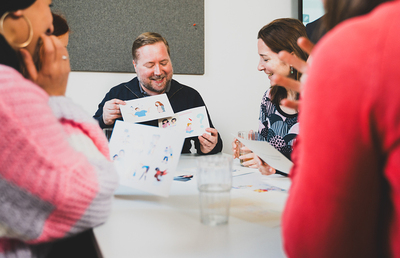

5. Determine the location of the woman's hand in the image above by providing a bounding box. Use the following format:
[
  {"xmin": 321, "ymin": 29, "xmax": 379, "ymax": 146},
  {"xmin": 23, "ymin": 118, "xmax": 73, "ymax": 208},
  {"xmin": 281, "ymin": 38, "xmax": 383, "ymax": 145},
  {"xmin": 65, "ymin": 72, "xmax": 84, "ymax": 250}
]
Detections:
[
  {"xmin": 233, "ymin": 137, "xmax": 261, "ymax": 168},
  {"xmin": 232, "ymin": 138, "xmax": 240, "ymax": 159},
  {"xmin": 258, "ymin": 158, "xmax": 276, "ymax": 176},
  {"xmin": 232, "ymin": 138, "xmax": 256, "ymax": 166},
  {"xmin": 241, "ymin": 152, "xmax": 277, "ymax": 175},
  {"xmin": 20, "ymin": 34, "xmax": 70, "ymax": 96},
  {"xmin": 241, "ymin": 151, "xmax": 260, "ymax": 168},
  {"xmin": 233, "ymin": 138, "xmax": 276, "ymax": 174}
]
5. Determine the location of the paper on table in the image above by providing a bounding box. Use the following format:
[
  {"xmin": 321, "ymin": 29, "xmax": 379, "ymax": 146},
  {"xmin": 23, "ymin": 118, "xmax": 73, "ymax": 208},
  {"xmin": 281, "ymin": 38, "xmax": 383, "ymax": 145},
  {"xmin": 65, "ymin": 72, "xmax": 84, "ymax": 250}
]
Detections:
[
  {"xmin": 233, "ymin": 134, "xmax": 293, "ymax": 174},
  {"xmin": 109, "ymin": 121, "xmax": 185, "ymax": 197}
]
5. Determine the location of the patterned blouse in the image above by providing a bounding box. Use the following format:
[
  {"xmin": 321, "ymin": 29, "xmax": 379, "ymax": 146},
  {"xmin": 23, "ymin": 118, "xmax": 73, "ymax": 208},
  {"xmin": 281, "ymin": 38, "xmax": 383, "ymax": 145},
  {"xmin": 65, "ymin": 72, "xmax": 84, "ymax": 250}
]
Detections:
[{"xmin": 258, "ymin": 88, "xmax": 299, "ymax": 160}]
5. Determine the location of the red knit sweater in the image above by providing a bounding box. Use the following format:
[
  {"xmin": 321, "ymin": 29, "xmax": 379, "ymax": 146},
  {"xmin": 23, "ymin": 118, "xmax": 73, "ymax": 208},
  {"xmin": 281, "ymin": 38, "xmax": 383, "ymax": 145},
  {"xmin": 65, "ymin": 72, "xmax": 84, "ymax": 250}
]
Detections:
[
  {"xmin": 283, "ymin": 1, "xmax": 400, "ymax": 257},
  {"xmin": 0, "ymin": 65, "xmax": 118, "ymax": 257}
]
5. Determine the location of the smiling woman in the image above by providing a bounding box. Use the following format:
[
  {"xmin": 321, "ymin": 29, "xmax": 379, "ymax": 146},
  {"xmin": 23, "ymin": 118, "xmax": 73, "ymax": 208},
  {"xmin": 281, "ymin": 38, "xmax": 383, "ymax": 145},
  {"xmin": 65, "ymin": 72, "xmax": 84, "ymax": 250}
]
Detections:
[
  {"xmin": 257, "ymin": 19, "xmax": 308, "ymax": 107},
  {"xmin": 232, "ymin": 18, "xmax": 308, "ymax": 176}
]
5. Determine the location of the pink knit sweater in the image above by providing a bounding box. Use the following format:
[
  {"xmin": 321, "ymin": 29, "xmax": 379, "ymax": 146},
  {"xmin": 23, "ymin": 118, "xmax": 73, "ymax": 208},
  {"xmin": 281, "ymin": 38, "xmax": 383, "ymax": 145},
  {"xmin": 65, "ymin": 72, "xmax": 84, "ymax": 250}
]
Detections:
[{"xmin": 0, "ymin": 65, "xmax": 118, "ymax": 257}]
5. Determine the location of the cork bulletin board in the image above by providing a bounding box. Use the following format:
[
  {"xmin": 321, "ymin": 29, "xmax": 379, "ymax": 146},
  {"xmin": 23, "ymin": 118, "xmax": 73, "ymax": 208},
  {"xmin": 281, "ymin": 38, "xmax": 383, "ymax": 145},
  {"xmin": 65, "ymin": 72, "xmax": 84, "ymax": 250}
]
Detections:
[{"xmin": 52, "ymin": 0, "xmax": 204, "ymax": 74}]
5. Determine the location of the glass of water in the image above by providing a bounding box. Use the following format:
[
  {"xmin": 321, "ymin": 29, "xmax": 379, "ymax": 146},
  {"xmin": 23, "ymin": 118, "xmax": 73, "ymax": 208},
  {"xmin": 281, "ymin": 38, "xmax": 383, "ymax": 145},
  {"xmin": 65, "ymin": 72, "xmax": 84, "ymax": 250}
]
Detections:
[{"xmin": 196, "ymin": 155, "xmax": 233, "ymax": 226}]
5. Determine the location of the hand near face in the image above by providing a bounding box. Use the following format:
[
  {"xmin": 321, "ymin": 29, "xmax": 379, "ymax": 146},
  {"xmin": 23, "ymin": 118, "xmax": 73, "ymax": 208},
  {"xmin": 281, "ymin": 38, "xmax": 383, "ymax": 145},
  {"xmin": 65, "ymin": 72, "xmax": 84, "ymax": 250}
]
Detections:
[
  {"xmin": 20, "ymin": 34, "xmax": 70, "ymax": 96},
  {"xmin": 270, "ymin": 37, "xmax": 315, "ymax": 109},
  {"xmin": 102, "ymin": 99, "xmax": 126, "ymax": 125},
  {"xmin": 199, "ymin": 128, "xmax": 218, "ymax": 154}
]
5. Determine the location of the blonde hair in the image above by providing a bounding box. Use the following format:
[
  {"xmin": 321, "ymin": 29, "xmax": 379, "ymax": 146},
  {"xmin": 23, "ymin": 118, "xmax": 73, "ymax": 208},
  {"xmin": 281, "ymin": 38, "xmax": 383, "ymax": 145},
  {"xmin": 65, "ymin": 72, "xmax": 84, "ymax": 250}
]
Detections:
[{"xmin": 131, "ymin": 32, "xmax": 170, "ymax": 62}]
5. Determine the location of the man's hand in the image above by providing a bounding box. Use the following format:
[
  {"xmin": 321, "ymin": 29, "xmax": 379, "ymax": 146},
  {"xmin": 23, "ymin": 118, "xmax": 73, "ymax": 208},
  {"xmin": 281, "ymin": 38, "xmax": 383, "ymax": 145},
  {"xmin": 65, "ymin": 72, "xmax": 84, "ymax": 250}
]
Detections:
[
  {"xmin": 103, "ymin": 99, "xmax": 126, "ymax": 125},
  {"xmin": 270, "ymin": 37, "xmax": 315, "ymax": 110},
  {"xmin": 199, "ymin": 128, "xmax": 218, "ymax": 154}
]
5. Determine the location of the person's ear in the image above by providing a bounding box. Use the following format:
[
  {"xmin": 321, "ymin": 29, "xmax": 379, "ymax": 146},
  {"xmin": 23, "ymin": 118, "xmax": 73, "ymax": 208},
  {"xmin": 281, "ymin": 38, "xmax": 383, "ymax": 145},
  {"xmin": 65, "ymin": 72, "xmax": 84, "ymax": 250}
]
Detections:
[{"xmin": 132, "ymin": 60, "xmax": 137, "ymax": 70}]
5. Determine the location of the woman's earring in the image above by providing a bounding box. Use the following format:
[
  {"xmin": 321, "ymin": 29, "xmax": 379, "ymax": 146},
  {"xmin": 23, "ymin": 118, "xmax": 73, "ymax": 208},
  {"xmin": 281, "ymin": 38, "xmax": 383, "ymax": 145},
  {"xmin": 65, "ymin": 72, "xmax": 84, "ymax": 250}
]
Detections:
[
  {"xmin": 0, "ymin": 12, "xmax": 33, "ymax": 48},
  {"xmin": 290, "ymin": 65, "xmax": 294, "ymax": 75}
]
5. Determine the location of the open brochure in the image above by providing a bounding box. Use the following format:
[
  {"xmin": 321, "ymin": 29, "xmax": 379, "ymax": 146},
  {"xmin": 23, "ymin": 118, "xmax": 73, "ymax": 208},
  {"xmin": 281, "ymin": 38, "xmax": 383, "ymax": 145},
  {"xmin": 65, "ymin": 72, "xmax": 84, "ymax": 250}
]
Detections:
[
  {"xmin": 157, "ymin": 106, "xmax": 210, "ymax": 138},
  {"xmin": 120, "ymin": 94, "xmax": 209, "ymax": 138},
  {"xmin": 109, "ymin": 121, "xmax": 185, "ymax": 197}
]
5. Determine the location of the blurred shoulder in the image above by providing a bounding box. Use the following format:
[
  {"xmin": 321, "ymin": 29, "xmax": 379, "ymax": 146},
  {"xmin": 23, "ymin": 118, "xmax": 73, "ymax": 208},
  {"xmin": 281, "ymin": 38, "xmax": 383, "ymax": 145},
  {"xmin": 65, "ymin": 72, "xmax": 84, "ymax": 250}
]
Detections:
[
  {"xmin": 313, "ymin": 1, "xmax": 400, "ymax": 58},
  {"xmin": 0, "ymin": 65, "xmax": 47, "ymax": 101}
]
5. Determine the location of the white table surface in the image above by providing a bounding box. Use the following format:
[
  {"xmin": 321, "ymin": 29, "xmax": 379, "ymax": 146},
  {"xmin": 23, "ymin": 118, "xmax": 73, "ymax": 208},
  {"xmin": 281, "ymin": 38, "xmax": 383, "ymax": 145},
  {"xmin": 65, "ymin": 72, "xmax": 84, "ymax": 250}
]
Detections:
[{"xmin": 94, "ymin": 154, "xmax": 290, "ymax": 258}]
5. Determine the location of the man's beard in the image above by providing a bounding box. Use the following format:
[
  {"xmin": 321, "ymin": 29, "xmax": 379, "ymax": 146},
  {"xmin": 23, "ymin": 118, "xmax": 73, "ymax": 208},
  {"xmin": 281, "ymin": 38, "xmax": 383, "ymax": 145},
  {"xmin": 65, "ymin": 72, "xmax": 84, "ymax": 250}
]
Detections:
[{"xmin": 140, "ymin": 75, "xmax": 171, "ymax": 94}]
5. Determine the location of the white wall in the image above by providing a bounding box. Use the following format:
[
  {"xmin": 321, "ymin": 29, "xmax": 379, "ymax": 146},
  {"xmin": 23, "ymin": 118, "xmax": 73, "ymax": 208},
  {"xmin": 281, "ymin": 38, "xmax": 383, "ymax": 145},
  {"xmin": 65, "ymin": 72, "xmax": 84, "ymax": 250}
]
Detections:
[{"xmin": 66, "ymin": 0, "xmax": 297, "ymax": 154}]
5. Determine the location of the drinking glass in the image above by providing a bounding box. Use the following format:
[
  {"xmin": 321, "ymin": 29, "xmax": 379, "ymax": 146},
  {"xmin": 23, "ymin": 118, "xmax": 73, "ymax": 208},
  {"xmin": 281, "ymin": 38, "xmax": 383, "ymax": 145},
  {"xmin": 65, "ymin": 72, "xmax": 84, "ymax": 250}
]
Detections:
[{"xmin": 196, "ymin": 155, "xmax": 233, "ymax": 226}]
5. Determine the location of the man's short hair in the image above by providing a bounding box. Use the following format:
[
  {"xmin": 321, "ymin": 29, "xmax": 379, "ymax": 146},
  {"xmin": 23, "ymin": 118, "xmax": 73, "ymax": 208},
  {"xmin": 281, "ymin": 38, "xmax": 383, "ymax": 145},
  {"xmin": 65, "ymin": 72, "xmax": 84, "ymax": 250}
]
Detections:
[{"xmin": 131, "ymin": 32, "xmax": 170, "ymax": 62}]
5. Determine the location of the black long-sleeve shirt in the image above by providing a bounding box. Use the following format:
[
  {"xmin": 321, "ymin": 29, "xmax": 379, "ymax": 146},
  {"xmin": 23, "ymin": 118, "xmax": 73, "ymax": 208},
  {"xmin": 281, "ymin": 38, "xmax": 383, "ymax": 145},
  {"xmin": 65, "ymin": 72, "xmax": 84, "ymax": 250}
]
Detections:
[{"xmin": 93, "ymin": 77, "xmax": 223, "ymax": 154}]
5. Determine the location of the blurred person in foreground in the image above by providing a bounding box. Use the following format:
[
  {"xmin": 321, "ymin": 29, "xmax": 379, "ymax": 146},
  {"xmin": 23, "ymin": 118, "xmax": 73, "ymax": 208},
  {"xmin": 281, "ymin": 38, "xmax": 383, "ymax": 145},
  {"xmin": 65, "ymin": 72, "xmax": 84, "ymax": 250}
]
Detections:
[
  {"xmin": 0, "ymin": 0, "xmax": 118, "ymax": 257},
  {"xmin": 271, "ymin": 0, "xmax": 398, "ymax": 256}
]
